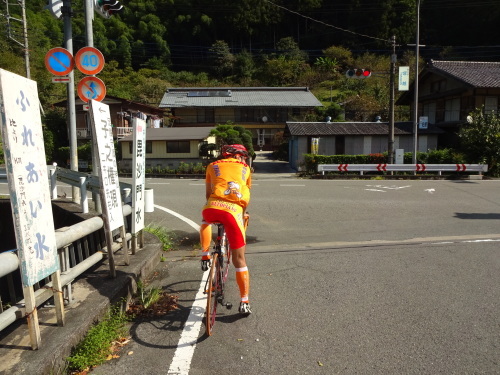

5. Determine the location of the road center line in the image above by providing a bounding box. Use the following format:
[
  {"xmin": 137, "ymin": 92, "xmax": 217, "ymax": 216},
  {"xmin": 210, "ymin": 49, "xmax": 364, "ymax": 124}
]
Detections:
[{"xmin": 154, "ymin": 204, "xmax": 203, "ymax": 375}]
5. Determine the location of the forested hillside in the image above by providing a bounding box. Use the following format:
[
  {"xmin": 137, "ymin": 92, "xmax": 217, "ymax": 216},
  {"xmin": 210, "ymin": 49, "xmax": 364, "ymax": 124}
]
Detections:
[{"xmin": 1, "ymin": 0, "xmax": 499, "ymax": 120}]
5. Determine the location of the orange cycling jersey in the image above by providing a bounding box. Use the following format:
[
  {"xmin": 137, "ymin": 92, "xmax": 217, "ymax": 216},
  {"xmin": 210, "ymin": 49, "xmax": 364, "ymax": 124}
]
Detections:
[{"xmin": 203, "ymin": 157, "xmax": 252, "ymax": 212}]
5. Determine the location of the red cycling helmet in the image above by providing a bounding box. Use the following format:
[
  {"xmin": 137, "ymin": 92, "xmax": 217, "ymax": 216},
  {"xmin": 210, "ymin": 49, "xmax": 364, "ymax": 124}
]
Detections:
[{"xmin": 221, "ymin": 144, "xmax": 249, "ymax": 158}]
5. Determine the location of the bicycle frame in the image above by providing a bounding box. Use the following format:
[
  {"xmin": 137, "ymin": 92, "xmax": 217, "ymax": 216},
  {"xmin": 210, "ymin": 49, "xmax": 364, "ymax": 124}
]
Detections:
[{"xmin": 204, "ymin": 223, "xmax": 232, "ymax": 336}]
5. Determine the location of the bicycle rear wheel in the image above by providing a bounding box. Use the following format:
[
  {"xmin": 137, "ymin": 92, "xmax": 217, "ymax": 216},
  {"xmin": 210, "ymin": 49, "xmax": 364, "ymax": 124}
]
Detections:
[
  {"xmin": 206, "ymin": 252, "xmax": 219, "ymax": 336},
  {"xmin": 221, "ymin": 229, "xmax": 231, "ymax": 284}
]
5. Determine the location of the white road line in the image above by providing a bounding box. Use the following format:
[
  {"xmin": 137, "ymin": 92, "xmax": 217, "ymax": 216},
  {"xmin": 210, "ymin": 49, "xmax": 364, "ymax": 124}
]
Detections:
[
  {"xmin": 463, "ymin": 239, "xmax": 500, "ymax": 243},
  {"xmin": 154, "ymin": 205, "xmax": 200, "ymax": 230},
  {"xmin": 167, "ymin": 272, "xmax": 208, "ymax": 375},
  {"xmin": 154, "ymin": 204, "xmax": 204, "ymax": 375}
]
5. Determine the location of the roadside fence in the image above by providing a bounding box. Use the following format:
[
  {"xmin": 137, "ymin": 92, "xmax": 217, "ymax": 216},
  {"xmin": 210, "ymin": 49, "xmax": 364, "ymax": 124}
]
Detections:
[{"xmin": 317, "ymin": 163, "xmax": 488, "ymax": 176}]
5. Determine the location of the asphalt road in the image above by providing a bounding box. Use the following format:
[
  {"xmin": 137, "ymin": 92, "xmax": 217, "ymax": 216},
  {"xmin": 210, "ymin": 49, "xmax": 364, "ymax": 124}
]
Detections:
[
  {"xmin": 2, "ymin": 165, "xmax": 499, "ymax": 374},
  {"xmin": 90, "ymin": 175, "xmax": 500, "ymax": 375}
]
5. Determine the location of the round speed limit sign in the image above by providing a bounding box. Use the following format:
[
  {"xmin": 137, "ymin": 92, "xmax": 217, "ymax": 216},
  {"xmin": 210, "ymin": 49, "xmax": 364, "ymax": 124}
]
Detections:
[{"xmin": 75, "ymin": 47, "xmax": 105, "ymax": 75}]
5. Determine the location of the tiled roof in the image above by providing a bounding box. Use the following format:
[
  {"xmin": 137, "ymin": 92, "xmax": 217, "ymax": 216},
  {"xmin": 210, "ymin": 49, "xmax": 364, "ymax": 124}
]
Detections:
[
  {"xmin": 286, "ymin": 122, "xmax": 444, "ymax": 136},
  {"xmin": 159, "ymin": 87, "xmax": 323, "ymax": 108},
  {"xmin": 429, "ymin": 60, "xmax": 500, "ymax": 88},
  {"xmin": 118, "ymin": 127, "xmax": 215, "ymax": 142}
]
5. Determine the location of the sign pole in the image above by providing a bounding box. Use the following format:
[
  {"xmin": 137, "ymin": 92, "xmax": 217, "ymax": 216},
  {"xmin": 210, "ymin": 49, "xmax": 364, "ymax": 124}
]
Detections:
[
  {"xmin": 100, "ymin": 193, "xmax": 116, "ymax": 278},
  {"xmin": 51, "ymin": 270, "xmax": 66, "ymax": 326},
  {"xmin": 120, "ymin": 225, "xmax": 130, "ymax": 265},
  {"xmin": 23, "ymin": 285, "xmax": 41, "ymax": 350},
  {"xmin": 62, "ymin": 1, "xmax": 79, "ymax": 203}
]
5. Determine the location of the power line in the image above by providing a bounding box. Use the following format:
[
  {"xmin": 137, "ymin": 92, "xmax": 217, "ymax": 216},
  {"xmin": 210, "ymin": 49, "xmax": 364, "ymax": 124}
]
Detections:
[{"xmin": 264, "ymin": 0, "xmax": 388, "ymax": 44}]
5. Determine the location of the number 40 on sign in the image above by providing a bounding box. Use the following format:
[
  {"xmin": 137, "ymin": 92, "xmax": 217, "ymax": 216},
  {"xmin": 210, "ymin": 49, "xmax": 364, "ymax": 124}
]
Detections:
[{"xmin": 75, "ymin": 47, "xmax": 105, "ymax": 75}]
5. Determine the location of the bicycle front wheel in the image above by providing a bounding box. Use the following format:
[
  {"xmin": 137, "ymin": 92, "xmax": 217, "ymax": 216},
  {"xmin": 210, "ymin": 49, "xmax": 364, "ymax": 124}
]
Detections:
[{"xmin": 206, "ymin": 252, "xmax": 219, "ymax": 336}]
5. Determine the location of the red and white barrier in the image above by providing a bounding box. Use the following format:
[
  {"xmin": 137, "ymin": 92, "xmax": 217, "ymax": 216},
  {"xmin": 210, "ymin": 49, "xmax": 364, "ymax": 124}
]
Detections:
[{"xmin": 318, "ymin": 164, "xmax": 488, "ymax": 175}]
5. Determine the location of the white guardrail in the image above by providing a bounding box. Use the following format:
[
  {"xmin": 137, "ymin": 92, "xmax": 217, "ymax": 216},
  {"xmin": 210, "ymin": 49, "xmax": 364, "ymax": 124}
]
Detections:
[
  {"xmin": 51, "ymin": 167, "xmax": 133, "ymax": 213},
  {"xmin": 0, "ymin": 167, "xmax": 135, "ymax": 337},
  {"xmin": 317, "ymin": 163, "xmax": 488, "ymax": 175}
]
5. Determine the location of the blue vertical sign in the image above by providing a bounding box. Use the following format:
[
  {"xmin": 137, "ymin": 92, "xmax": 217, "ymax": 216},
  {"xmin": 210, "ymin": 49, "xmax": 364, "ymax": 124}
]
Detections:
[{"xmin": 0, "ymin": 69, "xmax": 59, "ymax": 287}]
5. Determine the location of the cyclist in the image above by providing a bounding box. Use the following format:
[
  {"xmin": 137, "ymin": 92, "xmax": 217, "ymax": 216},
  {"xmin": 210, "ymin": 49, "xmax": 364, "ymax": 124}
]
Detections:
[{"xmin": 200, "ymin": 144, "xmax": 252, "ymax": 315}]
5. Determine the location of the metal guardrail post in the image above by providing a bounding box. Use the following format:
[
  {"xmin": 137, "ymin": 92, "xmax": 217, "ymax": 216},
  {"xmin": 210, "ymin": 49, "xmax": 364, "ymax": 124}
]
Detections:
[
  {"xmin": 50, "ymin": 168, "xmax": 57, "ymax": 199},
  {"xmin": 79, "ymin": 176, "xmax": 88, "ymax": 213}
]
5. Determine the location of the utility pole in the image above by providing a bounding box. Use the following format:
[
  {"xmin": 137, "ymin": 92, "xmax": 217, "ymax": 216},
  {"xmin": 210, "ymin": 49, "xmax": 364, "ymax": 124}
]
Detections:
[
  {"xmin": 85, "ymin": 0, "xmax": 94, "ymax": 46},
  {"xmin": 2, "ymin": 0, "xmax": 30, "ymax": 78},
  {"xmin": 388, "ymin": 35, "xmax": 396, "ymax": 164},
  {"xmin": 62, "ymin": 0, "xmax": 79, "ymax": 203},
  {"xmin": 20, "ymin": 0, "xmax": 30, "ymax": 79},
  {"xmin": 412, "ymin": 0, "xmax": 421, "ymax": 164}
]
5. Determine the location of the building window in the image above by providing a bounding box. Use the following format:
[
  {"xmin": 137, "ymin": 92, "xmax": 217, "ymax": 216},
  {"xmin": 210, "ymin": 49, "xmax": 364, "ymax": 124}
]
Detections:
[
  {"xmin": 146, "ymin": 141, "xmax": 153, "ymax": 153},
  {"xmin": 445, "ymin": 98, "xmax": 460, "ymax": 121},
  {"xmin": 197, "ymin": 108, "xmax": 215, "ymax": 123},
  {"xmin": 423, "ymin": 102, "xmax": 436, "ymax": 124},
  {"xmin": 128, "ymin": 142, "xmax": 133, "ymax": 154},
  {"xmin": 431, "ymin": 80, "xmax": 446, "ymax": 93},
  {"xmin": 236, "ymin": 108, "xmax": 255, "ymax": 122},
  {"xmin": 485, "ymin": 96, "xmax": 498, "ymax": 113},
  {"xmin": 167, "ymin": 141, "xmax": 190, "ymax": 153}
]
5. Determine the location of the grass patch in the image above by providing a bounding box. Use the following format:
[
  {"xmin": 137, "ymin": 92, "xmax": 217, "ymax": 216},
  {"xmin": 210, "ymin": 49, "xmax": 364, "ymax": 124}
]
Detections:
[
  {"xmin": 66, "ymin": 304, "xmax": 129, "ymax": 373},
  {"xmin": 128, "ymin": 281, "xmax": 178, "ymax": 318},
  {"xmin": 136, "ymin": 280, "xmax": 162, "ymax": 309},
  {"xmin": 144, "ymin": 224, "xmax": 175, "ymax": 252}
]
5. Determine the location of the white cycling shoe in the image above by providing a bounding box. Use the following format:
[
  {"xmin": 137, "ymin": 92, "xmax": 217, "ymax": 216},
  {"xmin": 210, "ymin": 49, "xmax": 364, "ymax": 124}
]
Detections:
[{"xmin": 238, "ymin": 302, "xmax": 252, "ymax": 315}]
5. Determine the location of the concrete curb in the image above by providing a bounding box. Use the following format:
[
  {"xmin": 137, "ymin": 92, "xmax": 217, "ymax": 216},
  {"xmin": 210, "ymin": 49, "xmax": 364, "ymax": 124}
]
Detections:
[{"xmin": 0, "ymin": 232, "xmax": 163, "ymax": 374}]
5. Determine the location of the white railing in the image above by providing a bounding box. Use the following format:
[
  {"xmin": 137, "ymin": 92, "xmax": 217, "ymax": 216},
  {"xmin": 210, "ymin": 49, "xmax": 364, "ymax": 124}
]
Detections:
[
  {"xmin": 0, "ymin": 204, "xmax": 132, "ymax": 334},
  {"xmin": 0, "ymin": 167, "xmax": 142, "ymax": 347},
  {"xmin": 317, "ymin": 163, "xmax": 488, "ymax": 176},
  {"xmin": 116, "ymin": 127, "xmax": 133, "ymax": 139}
]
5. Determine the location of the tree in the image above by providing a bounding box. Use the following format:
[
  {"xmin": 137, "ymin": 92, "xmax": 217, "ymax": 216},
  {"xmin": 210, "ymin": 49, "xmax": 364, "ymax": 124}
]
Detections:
[
  {"xmin": 208, "ymin": 40, "xmax": 235, "ymax": 80},
  {"xmin": 209, "ymin": 123, "xmax": 255, "ymax": 158},
  {"xmin": 458, "ymin": 107, "xmax": 500, "ymax": 176}
]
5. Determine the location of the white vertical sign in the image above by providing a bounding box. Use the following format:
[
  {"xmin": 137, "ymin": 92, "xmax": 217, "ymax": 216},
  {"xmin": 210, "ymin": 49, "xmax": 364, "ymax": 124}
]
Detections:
[
  {"xmin": 89, "ymin": 100, "xmax": 124, "ymax": 231},
  {"xmin": 0, "ymin": 69, "xmax": 59, "ymax": 286},
  {"xmin": 395, "ymin": 149, "xmax": 405, "ymax": 164},
  {"xmin": 131, "ymin": 117, "xmax": 146, "ymax": 234},
  {"xmin": 398, "ymin": 66, "xmax": 410, "ymax": 91}
]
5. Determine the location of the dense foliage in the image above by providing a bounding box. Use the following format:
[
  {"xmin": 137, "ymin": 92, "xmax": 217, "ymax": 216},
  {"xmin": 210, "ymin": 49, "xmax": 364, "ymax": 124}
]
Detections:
[
  {"xmin": 2, "ymin": 1, "xmax": 499, "ymax": 107},
  {"xmin": 1, "ymin": 1, "xmax": 498, "ymax": 166},
  {"xmin": 209, "ymin": 124, "xmax": 255, "ymax": 158},
  {"xmin": 459, "ymin": 108, "xmax": 500, "ymax": 176}
]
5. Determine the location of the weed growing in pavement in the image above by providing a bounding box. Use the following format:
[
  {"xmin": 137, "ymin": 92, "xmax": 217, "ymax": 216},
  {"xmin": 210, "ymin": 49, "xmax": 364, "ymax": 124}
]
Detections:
[
  {"xmin": 144, "ymin": 224, "xmax": 175, "ymax": 252},
  {"xmin": 66, "ymin": 304, "xmax": 129, "ymax": 372},
  {"xmin": 136, "ymin": 280, "xmax": 162, "ymax": 309}
]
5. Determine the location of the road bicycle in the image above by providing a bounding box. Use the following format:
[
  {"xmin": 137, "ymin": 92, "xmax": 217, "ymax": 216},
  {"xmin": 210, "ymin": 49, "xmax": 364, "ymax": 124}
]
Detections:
[
  {"xmin": 203, "ymin": 214, "xmax": 249, "ymax": 336},
  {"xmin": 204, "ymin": 222, "xmax": 232, "ymax": 336}
]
